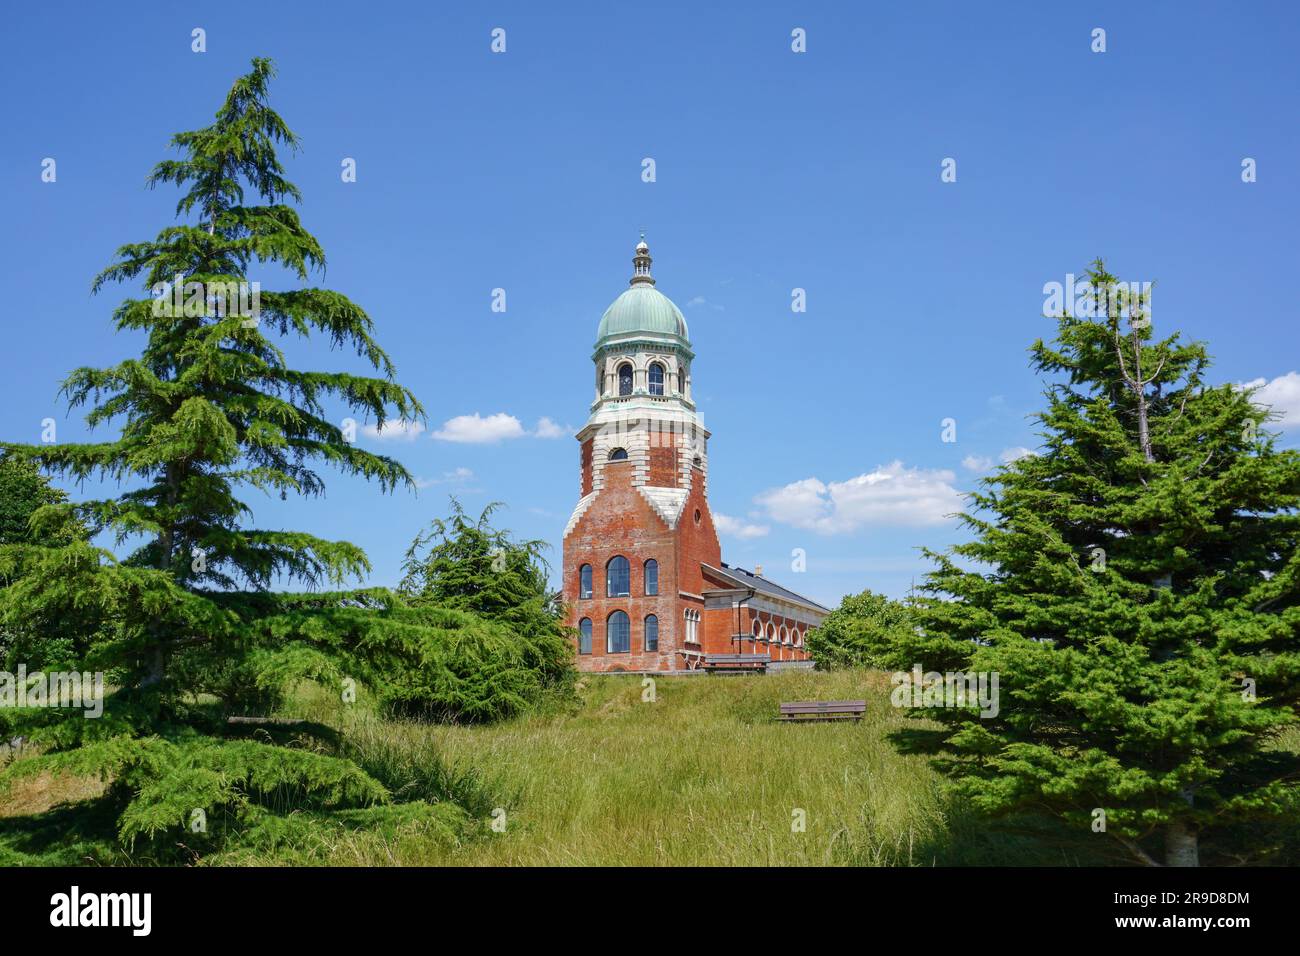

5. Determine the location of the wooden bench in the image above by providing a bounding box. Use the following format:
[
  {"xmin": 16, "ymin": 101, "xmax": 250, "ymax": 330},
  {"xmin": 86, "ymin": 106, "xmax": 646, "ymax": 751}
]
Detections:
[
  {"xmin": 702, "ymin": 653, "xmax": 769, "ymax": 674},
  {"xmin": 778, "ymin": 700, "xmax": 866, "ymax": 722}
]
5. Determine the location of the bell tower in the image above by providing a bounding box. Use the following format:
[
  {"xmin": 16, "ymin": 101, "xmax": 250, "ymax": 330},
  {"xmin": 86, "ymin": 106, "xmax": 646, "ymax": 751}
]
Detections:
[
  {"xmin": 579, "ymin": 237, "xmax": 709, "ymax": 504},
  {"xmin": 562, "ymin": 237, "xmax": 721, "ymax": 672}
]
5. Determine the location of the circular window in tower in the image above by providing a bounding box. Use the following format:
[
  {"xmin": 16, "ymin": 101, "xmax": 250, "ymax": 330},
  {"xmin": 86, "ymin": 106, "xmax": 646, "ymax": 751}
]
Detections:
[{"xmin": 693, "ymin": 508, "xmax": 701, "ymax": 525}]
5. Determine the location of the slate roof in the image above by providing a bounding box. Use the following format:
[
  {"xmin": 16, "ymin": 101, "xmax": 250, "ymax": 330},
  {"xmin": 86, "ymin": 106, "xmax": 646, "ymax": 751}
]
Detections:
[{"xmin": 705, "ymin": 562, "xmax": 832, "ymax": 614}]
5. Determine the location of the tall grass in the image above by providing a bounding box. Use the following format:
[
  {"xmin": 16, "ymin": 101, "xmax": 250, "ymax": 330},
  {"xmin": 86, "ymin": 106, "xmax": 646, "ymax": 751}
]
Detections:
[
  {"xmin": 274, "ymin": 670, "xmax": 1109, "ymax": 866},
  {"xmin": 3, "ymin": 670, "xmax": 1184, "ymax": 866}
]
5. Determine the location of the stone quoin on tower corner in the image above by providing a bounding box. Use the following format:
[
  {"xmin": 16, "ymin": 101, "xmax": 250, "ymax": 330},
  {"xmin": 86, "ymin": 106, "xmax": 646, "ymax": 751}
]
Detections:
[{"xmin": 562, "ymin": 238, "xmax": 829, "ymax": 672}]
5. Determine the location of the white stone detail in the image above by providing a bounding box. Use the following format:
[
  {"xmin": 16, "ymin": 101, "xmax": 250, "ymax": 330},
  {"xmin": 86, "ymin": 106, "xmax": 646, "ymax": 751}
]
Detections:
[
  {"xmin": 564, "ymin": 491, "xmax": 598, "ymax": 537},
  {"xmin": 638, "ymin": 485, "xmax": 689, "ymax": 529}
]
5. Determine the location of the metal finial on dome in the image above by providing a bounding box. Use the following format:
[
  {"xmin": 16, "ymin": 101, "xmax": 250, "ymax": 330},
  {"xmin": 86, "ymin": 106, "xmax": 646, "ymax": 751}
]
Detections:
[{"xmin": 630, "ymin": 235, "xmax": 654, "ymax": 286}]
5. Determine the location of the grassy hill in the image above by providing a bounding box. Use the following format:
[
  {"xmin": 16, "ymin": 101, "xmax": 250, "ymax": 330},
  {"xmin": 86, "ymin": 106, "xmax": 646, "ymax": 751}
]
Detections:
[{"xmin": 1, "ymin": 670, "xmax": 1130, "ymax": 866}]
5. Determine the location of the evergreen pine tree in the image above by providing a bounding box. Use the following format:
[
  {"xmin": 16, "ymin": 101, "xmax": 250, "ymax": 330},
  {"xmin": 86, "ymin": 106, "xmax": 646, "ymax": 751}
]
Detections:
[
  {"xmin": 0, "ymin": 61, "xmax": 563, "ymax": 858},
  {"xmin": 0, "ymin": 453, "xmax": 85, "ymax": 547},
  {"xmin": 5, "ymin": 58, "xmax": 421, "ymax": 688},
  {"xmin": 0, "ymin": 454, "xmax": 92, "ymax": 669},
  {"xmin": 913, "ymin": 262, "xmax": 1300, "ymax": 866}
]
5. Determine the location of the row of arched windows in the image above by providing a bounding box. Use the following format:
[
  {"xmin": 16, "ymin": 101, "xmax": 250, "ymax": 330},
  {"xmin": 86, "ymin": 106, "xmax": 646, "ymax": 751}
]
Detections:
[
  {"xmin": 578, "ymin": 612, "xmax": 658, "ymax": 655},
  {"xmin": 750, "ymin": 618, "xmax": 805, "ymax": 647},
  {"xmin": 578, "ymin": 557, "xmax": 657, "ymax": 599},
  {"xmin": 613, "ymin": 361, "xmax": 673, "ymax": 397}
]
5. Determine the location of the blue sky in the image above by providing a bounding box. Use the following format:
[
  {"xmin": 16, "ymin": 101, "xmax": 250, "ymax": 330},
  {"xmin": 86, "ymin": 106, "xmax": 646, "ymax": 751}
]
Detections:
[{"xmin": 3, "ymin": 1, "xmax": 1298, "ymax": 606}]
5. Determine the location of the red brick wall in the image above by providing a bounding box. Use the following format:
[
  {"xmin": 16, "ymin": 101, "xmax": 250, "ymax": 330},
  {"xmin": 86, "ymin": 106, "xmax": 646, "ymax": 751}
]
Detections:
[
  {"xmin": 563, "ymin": 437, "xmax": 813, "ymax": 669},
  {"xmin": 672, "ymin": 465, "xmax": 721, "ymax": 599},
  {"xmin": 563, "ymin": 460, "xmax": 684, "ymax": 672},
  {"xmin": 697, "ymin": 602, "xmax": 813, "ymax": 660},
  {"xmin": 648, "ymin": 443, "xmax": 677, "ymax": 486},
  {"xmin": 580, "ymin": 439, "xmax": 593, "ymax": 497},
  {"xmin": 763, "ymin": 609, "xmax": 811, "ymax": 661},
  {"xmin": 701, "ymin": 605, "xmax": 736, "ymax": 655}
]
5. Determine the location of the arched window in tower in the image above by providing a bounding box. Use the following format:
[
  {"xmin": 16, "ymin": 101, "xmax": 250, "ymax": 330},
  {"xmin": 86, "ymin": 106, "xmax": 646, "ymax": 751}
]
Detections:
[
  {"xmin": 607, "ymin": 610, "xmax": 630, "ymax": 653},
  {"xmin": 648, "ymin": 362, "xmax": 664, "ymax": 396},
  {"xmin": 618, "ymin": 363, "xmax": 633, "ymax": 396},
  {"xmin": 644, "ymin": 614, "xmax": 659, "ymax": 652},
  {"xmin": 608, "ymin": 447, "xmax": 628, "ymax": 461},
  {"xmin": 578, "ymin": 618, "xmax": 592, "ymax": 655},
  {"xmin": 606, "ymin": 555, "xmax": 630, "ymax": 596},
  {"xmin": 644, "ymin": 559, "xmax": 658, "ymax": 595},
  {"xmin": 579, "ymin": 564, "xmax": 592, "ymax": 599}
]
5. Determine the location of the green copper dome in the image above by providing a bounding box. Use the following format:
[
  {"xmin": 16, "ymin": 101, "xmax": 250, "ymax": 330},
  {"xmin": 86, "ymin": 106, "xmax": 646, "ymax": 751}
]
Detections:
[
  {"xmin": 595, "ymin": 238, "xmax": 690, "ymax": 345},
  {"xmin": 597, "ymin": 285, "xmax": 689, "ymax": 342}
]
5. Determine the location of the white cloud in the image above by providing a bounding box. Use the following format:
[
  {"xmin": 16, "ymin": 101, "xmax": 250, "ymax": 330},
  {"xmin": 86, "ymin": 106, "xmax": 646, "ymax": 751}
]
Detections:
[
  {"xmin": 686, "ymin": 295, "xmax": 724, "ymax": 312},
  {"xmin": 755, "ymin": 461, "xmax": 963, "ymax": 534},
  {"xmin": 1242, "ymin": 371, "xmax": 1300, "ymax": 429},
  {"xmin": 962, "ymin": 454, "xmax": 994, "ymax": 472},
  {"xmin": 534, "ymin": 417, "xmax": 570, "ymax": 439},
  {"xmin": 415, "ymin": 467, "xmax": 475, "ymax": 489},
  {"xmin": 361, "ymin": 420, "xmax": 424, "ymax": 441},
  {"xmin": 999, "ymin": 446, "xmax": 1036, "ymax": 463},
  {"xmin": 429, "ymin": 413, "xmax": 572, "ymax": 443},
  {"xmin": 714, "ymin": 512, "xmax": 770, "ymax": 539},
  {"xmin": 757, "ymin": 478, "xmax": 832, "ymax": 528},
  {"xmin": 431, "ymin": 413, "xmax": 526, "ymax": 443}
]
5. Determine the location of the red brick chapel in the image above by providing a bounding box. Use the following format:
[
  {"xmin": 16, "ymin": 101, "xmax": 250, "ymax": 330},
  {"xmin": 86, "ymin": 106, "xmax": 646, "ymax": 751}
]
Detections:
[{"xmin": 562, "ymin": 238, "xmax": 829, "ymax": 672}]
